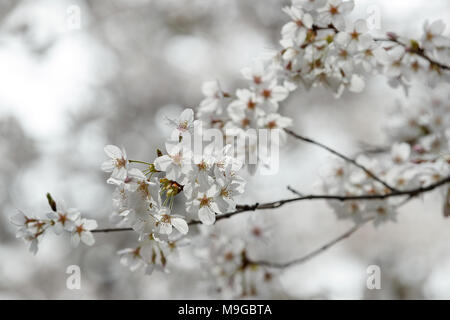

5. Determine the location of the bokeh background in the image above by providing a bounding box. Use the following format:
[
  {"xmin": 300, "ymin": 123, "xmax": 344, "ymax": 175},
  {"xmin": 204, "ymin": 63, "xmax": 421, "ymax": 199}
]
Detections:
[{"xmin": 1, "ymin": 0, "xmax": 450, "ymax": 299}]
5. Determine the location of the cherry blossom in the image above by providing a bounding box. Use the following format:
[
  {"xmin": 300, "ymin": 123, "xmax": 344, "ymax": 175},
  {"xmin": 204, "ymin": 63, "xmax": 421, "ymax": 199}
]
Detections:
[
  {"xmin": 318, "ymin": 0, "xmax": 354, "ymax": 31},
  {"xmin": 154, "ymin": 207, "xmax": 188, "ymax": 235},
  {"xmin": 70, "ymin": 218, "xmax": 98, "ymax": 247},
  {"xmin": 101, "ymin": 145, "xmax": 128, "ymax": 181},
  {"xmin": 8, "ymin": 1, "xmax": 450, "ymax": 292}
]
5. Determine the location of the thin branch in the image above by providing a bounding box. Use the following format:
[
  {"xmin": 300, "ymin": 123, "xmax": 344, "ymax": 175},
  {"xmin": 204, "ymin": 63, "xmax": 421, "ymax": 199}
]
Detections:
[
  {"xmin": 374, "ymin": 37, "xmax": 450, "ymax": 71},
  {"xmin": 92, "ymin": 227, "xmax": 133, "ymax": 233},
  {"xmin": 287, "ymin": 185, "xmax": 303, "ymax": 196},
  {"xmin": 313, "ymin": 24, "xmax": 450, "ymax": 72},
  {"xmin": 128, "ymin": 160, "xmax": 152, "ymax": 166},
  {"xmin": 249, "ymin": 188, "xmax": 421, "ymax": 269},
  {"xmin": 284, "ymin": 128, "xmax": 398, "ymax": 192},
  {"xmin": 251, "ymin": 222, "xmax": 365, "ymax": 269},
  {"xmin": 93, "ymin": 175, "xmax": 450, "ymax": 232}
]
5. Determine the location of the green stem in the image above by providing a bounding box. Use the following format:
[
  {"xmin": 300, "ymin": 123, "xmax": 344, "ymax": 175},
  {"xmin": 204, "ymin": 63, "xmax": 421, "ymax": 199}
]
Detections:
[{"xmin": 129, "ymin": 160, "xmax": 153, "ymax": 166}]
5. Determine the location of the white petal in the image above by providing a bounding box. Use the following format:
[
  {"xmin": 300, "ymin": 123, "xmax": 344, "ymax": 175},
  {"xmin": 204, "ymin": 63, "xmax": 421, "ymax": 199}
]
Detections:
[
  {"xmin": 202, "ymin": 81, "xmax": 219, "ymax": 96},
  {"xmin": 276, "ymin": 116, "xmax": 293, "ymax": 128},
  {"xmin": 332, "ymin": 15, "xmax": 346, "ymax": 31},
  {"xmin": 71, "ymin": 233, "xmax": 81, "ymax": 247},
  {"xmin": 359, "ymin": 34, "xmax": 373, "ymax": 48},
  {"xmin": 215, "ymin": 196, "xmax": 231, "ymax": 213},
  {"xmin": 81, "ymin": 231, "xmax": 95, "ymax": 246},
  {"xmin": 303, "ymin": 13, "xmax": 313, "ymax": 29},
  {"xmin": 349, "ymin": 74, "xmax": 365, "ymax": 92},
  {"xmin": 52, "ymin": 224, "xmax": 64, "ymax": 235},
  {"xmin": 198, "ymin": 207, "xmax": 216, "ymax": 225},
  {"xmin": 335, "ymin": 32, "xmax": 350, "ymax": 46},
  {"xmin": 430, "ymin": 20, "xmax": 445, "ymax": 35},
  {"xmin": 113, "ymin": 167, "xmax": 127, "ymax": 181},
  {"xmin": 180, "ymin": 108, "xmax": 194, "ymax": 123},
  {"xmin": 46, "ymin": 212, "xmax": 58, "ymax": 220},
  {"xmin": 340, "ymin": 0, "xmax": 354, "ymax": 14},
  {"xmin": 29, "ymin": 240, "xmax": 38, "ymax": 255},
  {"xmin": 159, "ymin": 222, "xmax": 173, "ymax": 235},
  {"xmin": 172, "ymin": 218, "xmax": 188, "ymax": 235},
  {"xmin": 104, "ymin": 145, "xmax": 123, "ymax": 159},
  {"xmin": 128, "ymin": 168, "xmax": 146, "ymax": 180},
  {"xmin": 83, "ymin": 219, "xmax": 98, "ymax": 230},
  {"xmin": 270, "ymin": 86, "xmax": 289, "ymax": 102},
  {"xmin": 10, "ymin": 211, "xmax": 27, "ymax": 226},
  {"xmin": 281, "ymin": 22, "xmax": 297, "ymax": 38},
  {"xmin": 101, "ymin": 159, "xmax": 115, "ymax": 172},
  {"xmin": 241, "ymin": 66, "xmax": 254, "ymax": 80},
  {"xmin": 354, "ymin": 19, "xmax": 368, "ymax": 33},
  {"xmin": 154, "ymin": 155, "xmax": 173, "ymax": 171},
  {"xmin": 166, "ymin": 165, "xmax": 181, "ymax": 181}
]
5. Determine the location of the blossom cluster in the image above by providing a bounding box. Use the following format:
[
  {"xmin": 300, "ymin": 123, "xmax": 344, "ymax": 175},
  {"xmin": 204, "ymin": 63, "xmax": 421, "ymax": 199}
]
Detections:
[
  {"xmin": 385, "ymin": 96, "xmax": 450, "ymax": 156},
  {"xmin": 196, "ymin": 216, "xmax": 275, "ymax": 298},
  {"xmin": 101, "ymin": 109, "xmax": 246, "ymax": 273},
  {"xmin": 279, "ymin": 0, "xmax": 450, "ymax": 95},
  {"xmin": 320, "ymin": 94, "xmax": 450, "ymax": 226},
  {"xmin": 376, "ymin": 21, "xmax": 450, "ymax": 93},
  {"xmin": 10, "ymin": 197, "xmax": 97, "ymax": 254},
  {"xmin": 8, "ymin": 0, "xmax": 450, "ymax": 296},
  {"xmin": 280, "ymin": 0, "xmax": 371, "ymax": 96}
]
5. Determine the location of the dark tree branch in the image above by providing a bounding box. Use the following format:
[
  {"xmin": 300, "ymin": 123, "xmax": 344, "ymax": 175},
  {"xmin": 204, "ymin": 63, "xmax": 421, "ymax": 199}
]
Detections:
[
  {"xmin": 92, "ymin": 227, "xmax": 133, "ymax": 233},
  {"xmin": 94, "ymin": 175, "xmax": 450, "ymax": 232},
  {"xmin": 250, "ymin": 223, "xmax": 364, "ymax": 269},
  {"xmin": 374, "ymin": 37, "xmax": 450, "ymax": 71},
  {"xmin": 313, "ymin": 24, "xmax": 450, "ymax": 72},
  {"xmin": 284, "ymin": 128, "xmax": 398, "ymax": 192},
  {"xmin": 287, "ymin": 185, "xmax": 303, "ymax": 196}
]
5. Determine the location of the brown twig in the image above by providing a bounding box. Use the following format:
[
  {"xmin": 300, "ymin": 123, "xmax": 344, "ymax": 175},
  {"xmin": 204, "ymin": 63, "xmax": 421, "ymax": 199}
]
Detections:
[
  {"xmin": 93, "ymin": 175, "xmax": 450, "ymax": 232},
  {"xmin": 251, "ymin": 223, "xmax": 364, "ymax": 269},
  {"xmin": 284, "ymin": 128, "xmax": 398, "ymax": 192},
  {"xmin": 287, "ymin": 185, "xmax": 303, "ymax": 196},
  {"xmin": 313, "ymin": 24, "xmax": 450, "ymax": 72},
  {"xmin": 92, "ymin": 227, "xmax": 133, "ymax": 233},
  {"xmin": 374, "ymin": 37, "xmax": 450, "ymax": 71}
]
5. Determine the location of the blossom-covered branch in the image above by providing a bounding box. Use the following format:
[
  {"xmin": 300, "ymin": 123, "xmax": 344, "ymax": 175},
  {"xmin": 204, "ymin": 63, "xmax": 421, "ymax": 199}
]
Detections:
[
  {"xmin": 284, "ymin": 128, "xmax": 398, "ymax": 191},
  {"xmin": 10, "ymin": 0, "xmax": 450, "ymax": 298},
  {"xmin": 93, "ymin": 173, "xmax": 450, "ymax": 232}
]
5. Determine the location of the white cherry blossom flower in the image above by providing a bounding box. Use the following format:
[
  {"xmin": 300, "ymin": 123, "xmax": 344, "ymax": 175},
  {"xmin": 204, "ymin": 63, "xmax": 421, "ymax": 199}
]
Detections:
[
  {"xmin": 101, "ymin": 145, "xmax": 128, "ymax": 181},
  {"xmin": 422, "ymin": 20, "xmax": 449, "ymax": 51},
  {"xmin": 167, "ymin": 108, "xmax": 195, "ymax": 137},
  {"xmin": 282, "ymin": 6, "xmax": 314, "ymax": 45},
  {"xmin": 377, "ymin": 45, "xmax": 406, "ymax": 78},
  {"xmin": 154, "ymin": 207, "xmax": 188, "ymax": 235},
  {"xmin": 118, "ymin": 246, "xmax": 148, "ymax": 272},
  {"xmin": 70, "ymin": 218, "xmax": 98, "ymax": 247},
  {"xmin": 187, "ymin": 185, "xmax": 220, "ymax": 225},
  {"xmin": 47, "ymin": 202, "xmax": 80, "ymax": 235},
  {"xmin": 335, "ymin": 19, "xmax": 372, "ymax": 51},
  {"xmin": 200, "ymin": 81, "xmax": 225, "ymax": 112},
  {"xmin": 368, "ymin": 201, "xmax": 398, "ymax": 227},
  {"xmin": 10, "ymin": 211, "xmax": 46, "ymax": 255},
  {"xmin": 319, "ymin": 0, "xmax": 354, "ymax": 31},
  {"xmin": 228, "ymin": 88, "xmax": 262, "ymax": 115},
  {"xmin": 154, "ymin": 142, "xmax": 192, "ymax": 182},
  {"xmin": 258, "ymin": 80, "xmax": 289, "ymax": 111},
  {"xmin": 293, "ymin": 0, "xmax": 327, "ymax": 11},
  {"xmin": 241, "ymin": 59, "xmax": 274, "ymax": 87},
  {"xmin": 213, "ymin": 165, "xmax": 245, "ymax": 212},
  {"xmin": 16, "ymin": 229, "xmax": 40, "ymax": 255},
  {"xmin": 391, "ymin": 142, "xmax": 411, "ymax": 164},
  {"xmin": 257, "ymin": 113, "xmax": 293, "ymax": 142}
]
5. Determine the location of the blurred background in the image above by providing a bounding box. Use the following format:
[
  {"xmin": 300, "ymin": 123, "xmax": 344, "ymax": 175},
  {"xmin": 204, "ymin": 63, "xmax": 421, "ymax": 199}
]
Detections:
[{"xmin": 1, "ymin": 0, "xmax": 450, "ymax": 299}]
